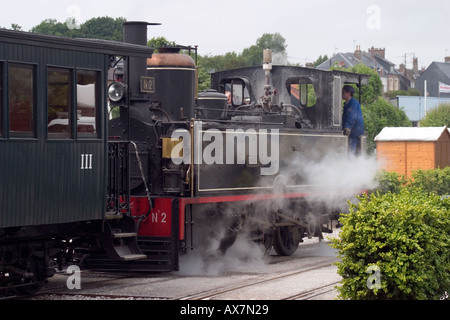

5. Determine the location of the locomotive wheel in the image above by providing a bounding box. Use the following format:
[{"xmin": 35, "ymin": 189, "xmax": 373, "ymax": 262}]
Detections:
[
  {"xmin": 273, "ymin": 226, "xmax": 301, "ymax": 256},
  {"xmin": 262, "ymin": 232, "xmax": 275, "ymax": 255},
  {"xmin": 307, "ymin": 213, "xmax": 317, "ymax": 239},
  {"xmin": 21, "ymin": 255, "xmax": 52, "ymax": 295},
  {"xmin": 18, "ymin": 278, "xmax": 42, "ymax": 295},
  {"xmin": 218, "ymin": 218, "xmax": 241, "ymax": 254},
  {"xmin": 218, "ymin": 232, "xmax": 238, "ymax": 254}
]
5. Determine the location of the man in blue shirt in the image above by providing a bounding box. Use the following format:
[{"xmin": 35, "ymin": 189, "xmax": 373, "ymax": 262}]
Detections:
[{"xmin": 342, "ymin": 85, "xmax": 364, "ymax": 155}]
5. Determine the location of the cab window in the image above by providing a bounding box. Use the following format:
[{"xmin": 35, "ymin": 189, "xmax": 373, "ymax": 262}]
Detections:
[
  {"xmin": 223, "ymin": 79, "xmax": 250, "ymax": 106},
  {"xmin": 289, "ymin": 77, "xmax": 316, "ymax": 108}
]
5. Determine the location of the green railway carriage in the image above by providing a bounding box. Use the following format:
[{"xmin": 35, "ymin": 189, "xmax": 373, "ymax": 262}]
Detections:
[
  {"xmin": 0, "ymin": 28, "xmax": 152, "ymax": 294},
  {"xmin": 0, "ymin": 29, "xmax": 151, "ymax": 226}
]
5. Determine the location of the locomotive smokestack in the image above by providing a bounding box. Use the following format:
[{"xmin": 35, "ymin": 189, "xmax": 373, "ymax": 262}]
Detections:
[
  {"xmin": 122, "ymin": 22, "xmax": 160, "ymax": 104},
  {"xmin": 123, "ymin": 21, "xmax": 153, "ymax": 46}
]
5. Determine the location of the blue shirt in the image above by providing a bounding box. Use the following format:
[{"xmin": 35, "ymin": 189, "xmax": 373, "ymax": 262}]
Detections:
[{"xmin": 342, "ymin": 97, "xmax": 364, "ymax": 137}]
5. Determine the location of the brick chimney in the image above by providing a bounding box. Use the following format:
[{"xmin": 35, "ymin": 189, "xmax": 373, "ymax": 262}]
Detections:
[
  {"xmin": 445, "ymin": 56, "xmax": 450, "ymax": 63},
  {"xmin": 369, "ymin": 46, "xmax": 385, "ymax": 59},
  {"xmin": 354, "ymin": 45, "xmax": 362, "ymax": 61},
  {"xmin": 413, "ymin": 57, "xmax": 418, "ymax": 74}
]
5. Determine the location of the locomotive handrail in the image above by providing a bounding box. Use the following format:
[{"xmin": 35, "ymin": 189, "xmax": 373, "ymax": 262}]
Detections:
[
  {"xmin": 106, "ymin": 141, "xmax": 131, "ymax": 216},
  {"xmin": 193, "ymin": 118, "xmax": 286, "ymax": 126},
  {"xmin": 129, "ymin": 141, "xmax": 153, "ymax": 222}
]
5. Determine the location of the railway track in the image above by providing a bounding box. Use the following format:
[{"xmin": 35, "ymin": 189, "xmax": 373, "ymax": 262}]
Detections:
[
  {"xmin": 177, "ymin": 259, "xmax": 338, "ymax": 300},
  {"xmin": 24, "ymin": 259, "xmax": 339, "ymax": 301},
  {"xmin": 283, "ymin": 281, "xmax": 340, "ymax": 300},
  {"xmin": 14, "ymin": 241, "xmax": 341, "ymax": 301}
]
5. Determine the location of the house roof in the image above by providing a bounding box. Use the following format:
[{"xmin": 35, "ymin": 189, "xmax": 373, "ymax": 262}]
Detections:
[
  {"xmin": 415, "ymin": 62, "xmax": 450, "ymax": 97},
  {"xmin": 374, "ymin": 126, "xmax": 449, "ymax": 142},
  {"xmin": 434, "ymin": 61, "xmax": 450, "ymax": 78},
  {"xmin": 317, "ymin": 51, "xmax": 399, "ymax": 76}
]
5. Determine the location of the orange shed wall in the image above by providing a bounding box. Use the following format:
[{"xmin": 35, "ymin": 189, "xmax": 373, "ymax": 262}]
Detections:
[
  {"xmin": 376, "ymin": 142, "xmax": 407, "ymax": 176},
  {"xmin": 405, "ymin": 142, "xmax": 435, "ymax": 176},
  {"xmin": 376, "ymin": 141, "xmax": 436, "ymax": 177}
]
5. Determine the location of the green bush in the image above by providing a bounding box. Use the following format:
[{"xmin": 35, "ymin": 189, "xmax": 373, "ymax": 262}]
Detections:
[
  {"xmin": 331, "ymin": 188, "xmax": 450, "ymax": 299},
  {"xmin": 371, "ymin": 168, "xmax": 450, "ymax": 196},
  {"xmin": 371, "ymin": 170, "xmax": 407, "ymax": 195},
  {"xmin": 408, "ymin": 167, "xmax": 450, "ymax": 196}
]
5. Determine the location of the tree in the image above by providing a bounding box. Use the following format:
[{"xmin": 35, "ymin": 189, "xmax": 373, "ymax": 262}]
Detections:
[
  {"xmin": 10, "ymin": 24, "xmax": 23, "ymax": 31},
  {"xmin": 347, "ymin": 64, "xmax": 383, "ymax": 105},
  {"xmin": 31, "ymin": 17, "xmax": 126, "ymax": 41},
  {"xmin": 241, "ymin": 33, "xmax": 287, "ymax": 66},
  {"xmin": 420, "ymin": 103, "xmax": 450, "ymax": 127},
  {"xmin": 196, "ymin": 52, "xmax": 248, "ymax": 91},
  {"xmin": 147, "ymin": 37, "xmax": 176, "ymax": 50},
  {"xmin": 31, "ymin": 19, "xmax": 73, "ymax": 37},
  {"xmin": 195, "ymin": 32, "xmax": 288, "ymax": 89},
  {"xmin": 79, "ymin": 17, "xmax": 125, "ymax": 41},
  {"xmin": 26, "ymin": 18, "xmax": 289, "ymax": 90},
  {"xmin": 363, "ymin": 98, "xmax": 411, "ymax": 152},
  {"xmin": 256, "ymin": 33, "xmax": 287, "ymax": 53},
  {"xmin": 313, "ymin": 55, "xmax": 328, "ymax": 67}
]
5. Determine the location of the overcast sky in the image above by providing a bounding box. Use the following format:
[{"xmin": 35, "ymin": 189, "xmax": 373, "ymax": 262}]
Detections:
[{"xmin": 1, "ymin": 0, "xmax": 449, "ymax": 69}]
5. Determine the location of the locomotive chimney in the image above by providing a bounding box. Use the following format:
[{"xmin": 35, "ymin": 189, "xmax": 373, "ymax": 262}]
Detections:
[
  {"xmin": 123, "ymin": 21, "xmax": 153, "ymax": 46},
  {"xmin": 122, "ymin": 22, "xmax": 159, "ymax": 103}
]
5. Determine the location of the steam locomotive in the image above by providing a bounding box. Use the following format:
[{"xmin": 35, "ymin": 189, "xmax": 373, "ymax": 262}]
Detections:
[{"xmin": 0, "ymin": 21, "xmax": 368, "ymax": 295}]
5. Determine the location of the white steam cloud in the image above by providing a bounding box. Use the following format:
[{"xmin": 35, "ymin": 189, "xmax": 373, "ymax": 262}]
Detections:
[
  {"xmin": 178, "ymin": 234, "xmax": 266, "ymax": 276},
  {"xmin": 177, "ymin": 151, "xmax": 381, "ymax": 276},
  {"xmin": 299, "ymin": 152, "xmax": 380, "ymax": 206}
]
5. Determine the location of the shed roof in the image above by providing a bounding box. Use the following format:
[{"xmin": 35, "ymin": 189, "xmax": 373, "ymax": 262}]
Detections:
[{"xmin": 374, "ymin": 126, "xmax": 449, "ymax": 142}]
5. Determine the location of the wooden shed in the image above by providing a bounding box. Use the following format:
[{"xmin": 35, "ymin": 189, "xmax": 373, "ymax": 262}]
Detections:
[{"xmin": 374, "ymin": 126, "xmax": 450, "ymax": 177}]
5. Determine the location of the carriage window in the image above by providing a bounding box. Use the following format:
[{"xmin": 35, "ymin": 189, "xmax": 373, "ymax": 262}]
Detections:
[
  {"xmin": 47, "ymin": 68, "xmax": 72, "ymax": 139},
  {"xmin": 9, "ymin": 64, "xmax": 35, "ymax": 138},
  {"xmin": 76, "ymin": 70, "xmax": 99, "ymax": 138}
]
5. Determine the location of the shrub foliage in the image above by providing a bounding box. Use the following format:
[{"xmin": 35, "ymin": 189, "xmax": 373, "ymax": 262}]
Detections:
[{"xmin": 331, "ymin": 168, "xmax": 450, "ymax": 300}]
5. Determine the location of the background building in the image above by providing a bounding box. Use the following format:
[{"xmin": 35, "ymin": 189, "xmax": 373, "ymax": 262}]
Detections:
[
  {"xmin": 316, "ymin": 46, "xmax": 418, "ymax": 94},
  {"xmin": 415, "ymin": 59, "xmax": 450, "ymax": 98}
]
